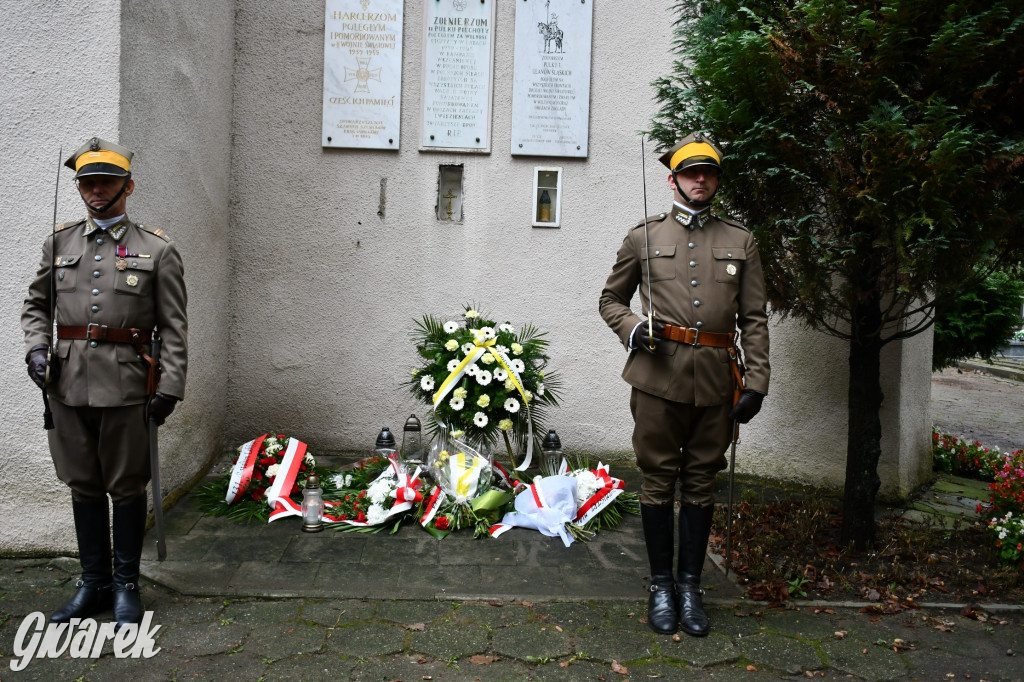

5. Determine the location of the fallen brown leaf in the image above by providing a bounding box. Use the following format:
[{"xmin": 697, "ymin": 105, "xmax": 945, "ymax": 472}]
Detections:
[
  {"xmin": 611, "ymin": 660, "xmax": 629, "ymax": 675},
  {"xmin": 404, "ymin": 622, "xmax": 426, "ymax": 631},
  {"xmin": 469, "ymin": 655, "xmax": 500, "ymax": 665}
]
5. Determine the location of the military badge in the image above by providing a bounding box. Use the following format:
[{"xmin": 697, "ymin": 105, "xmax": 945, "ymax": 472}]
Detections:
[
  {"xmin": 126, "ymin": 274, "xmax": 139, "ymax": 287},
  {"xmin": 115, "ymin": 259, "xmax": 128, "ymax": 271},
  {"xmin": 726, "ymin": 264, "xmax": 737, "ymax": 276}
]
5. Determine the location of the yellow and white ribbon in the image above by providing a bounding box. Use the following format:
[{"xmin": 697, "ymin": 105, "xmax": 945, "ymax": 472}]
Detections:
[{"xmin": 431, "ymin": 333, "xmax": 535, "ymax": 471}]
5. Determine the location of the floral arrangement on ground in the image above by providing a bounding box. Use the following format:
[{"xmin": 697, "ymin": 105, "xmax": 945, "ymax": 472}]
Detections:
[
  {"xmin": 194, "ymin": 432, "xmax": 338, "ymax": 522},
  {"xmin": 406, "ymin": 306, "xmax": 562, "ymax": 465}
]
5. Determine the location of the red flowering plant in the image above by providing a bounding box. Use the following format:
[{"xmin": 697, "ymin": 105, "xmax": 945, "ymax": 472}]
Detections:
[
  {"xmin": 931, "ymin": 429, "xmax": 1005, "ymax": 481},
  {"xmin": 321, "ymin": 455, "xmax": 417, "ymax": 533},
  {"xmin": 194, "ymin": 432, "xmax": 338, "ymax": 522}
]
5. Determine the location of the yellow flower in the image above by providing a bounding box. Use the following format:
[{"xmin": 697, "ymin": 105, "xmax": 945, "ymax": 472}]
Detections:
[
  {"xmin": 498, "ymin": 418, "xmax": 513, "ymax": 431},
  {"xmin": 511, "ymin": 342, "xmax": 524, "ymax": 355},
  {"xmin": 477, "ymin": 394, "xmax": 491, "ymax": 407},
  {"xmin": 465, "ymin": 310, "xmax": 479, "ymax": 319},
  {"xmin": 480, "ymin": 353, "xmax": 495, "ymax": 365},
  {"xmin": 454, "ymin": 387, "xmax": 468, "ymax": 399},
  {"xmin": 524, "ymin": 390, "xmax": 533, "ymax": 403},
  {"xmin": 439, "ymin": 450, "xmax": 450, "ymax": 462},
  {"xmin": 452, "ymin": 429, "xmax": 465, "ymax": 439},
  {"xmin": 504, "ymin": 378, "xmax": 516, "ymax": 391},
  {"xmin": 445, "ymin": 339, "xmax": 459, "ymax": 351}
]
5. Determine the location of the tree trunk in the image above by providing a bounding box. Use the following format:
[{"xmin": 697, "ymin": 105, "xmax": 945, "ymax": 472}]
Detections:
[{"xmin": 841, "ymin": 296, "xmax": 884, "ymax": 550}]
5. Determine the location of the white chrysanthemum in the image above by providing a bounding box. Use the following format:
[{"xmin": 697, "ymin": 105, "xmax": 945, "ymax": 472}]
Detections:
[
  {"xmin": 454, "ymin": 387, "xmax": 468, "ymax": 399},
  {"xmin": 511, "ymin": 359, "xmax": 526, "ymax": 373},
  {"xmin": 537, "ymin": 382, "xmax": 545, "ymax": 397},
  {"xmin": 574, "ymin": 470, "xmax": 601, "ymax": 503},
  {"xmin": 447, "ymin": 359, "xmax": 461, "ymax": 372},
  {"xmin": 480, "ymin": 326, "xmax": 496, "ymax": 339},
  {"xmin": 511, "ymin": 342, "xmax": 524, "ymax": 355},
  {"xmin": 465, "ymin": 309, "xmax": 479, "ymax": 319},
  {"xmin": 498, "ymin": 418, "xmax": 513, "ymax": 431},
  {"xmin": 445, "ymin": 339, "xmax": 459, "ymax": 351},
  {"xmin": 480, "ymin": 353, "xmax": 495, "ymax": 365},
  {"xmin": 330, "ymin": 473, "xmax": 347, "ymax": 488},
  {"xmin": 443, "ymin": 320, "xmax": 459, "ymax": 333},
  {"xmin": 265, "ymin": 443, "xmax": 282, "ymax": 456},
  {"xmin": 504, "ymin": 378, "xmax": 516, "ymax": 391},
  {"xmin": 504, "ymin": 398, "xmax": 520, "ymax": 413},
  {"xmin": 266, "ymin": 464, "xmax": 280, "ymax": 479},
  {"xmin": 366, "ymin": 504, "xmax": 389, "ymax": 525},
  {"xmin": 462, "ymin": 343, "xmax": 476, "ymax": 355},
  {"xmin": 465, "ymin": 364, "xmax": 479, "ymax": 376},
  {"xmin": 493, "ymin": 368, "xmax": 508, "ymax": 381},
  {"xmin": 499, "ymin": 323, "xmax": 515, "ymax": 333},
  {"xmin": 450, "ymin": 397, "xmax": 465, "ymax": 411},
  {"xmin": 421, "ymin": 375, "xmax": 435, "ymax": 391},
  {"xmin": 477, "ymin": 394, "xmax": 491, "ymax": 407},
  {"xmin": 476, "ymin": 369, "xmax": 492, "ymax": 386},
  {"xmin": 473, "ymin": 412, "xmax": 488, "ymax": 427},
  {"xmin": 524, "ymin": 390, "xmax": 533, "ymax": 403},
  {"xmin": 369, "ymin": 478, "xmax": 393, "ymax": 505},
  {"xmin": 495, "ymin": 344, "xmax": 509, "ymax": 355}
]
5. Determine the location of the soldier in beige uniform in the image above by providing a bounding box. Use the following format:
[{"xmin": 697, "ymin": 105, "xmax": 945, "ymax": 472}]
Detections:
[
  {"xmin": 22, "ymin": 138, "xmax": 187, "ymax": 628},
  {"xmin": 600, "ymin": 133, "xmax": 769, "ymax": 636}
]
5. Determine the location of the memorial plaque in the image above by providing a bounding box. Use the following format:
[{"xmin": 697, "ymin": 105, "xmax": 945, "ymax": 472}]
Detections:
[
  {"xmin": 322, "ymin": 0, "xmax": 404, "ymax": 149},
  {"xmin": 510, "ymin": 0, "xmax": 593, "ymax": 157},
  {"xmin": 420, "ymin": 0, "xmax": 496, "ymax": 153}
]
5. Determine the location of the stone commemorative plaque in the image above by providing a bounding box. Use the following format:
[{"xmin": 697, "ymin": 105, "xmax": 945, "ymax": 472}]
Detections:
[
  {"xmin": 510, "ymin": 0, "xmax": 593, "ymax": 157},
  {"xmin": 420, "ymin": 0, "xmax": 496, "ymax": 153},
  {"xmin": 322, "ymin": 0, "xmax": 404, "ymax": 149}
]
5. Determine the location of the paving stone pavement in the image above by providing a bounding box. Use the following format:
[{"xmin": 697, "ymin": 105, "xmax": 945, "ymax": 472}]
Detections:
[
  {"xmin": 2, "ymin": 369, "xmax": 1023, "ymax": 680},
  {"xmin": 931, "ymin": 367, "xmax": 1024, "ymax": 454}
]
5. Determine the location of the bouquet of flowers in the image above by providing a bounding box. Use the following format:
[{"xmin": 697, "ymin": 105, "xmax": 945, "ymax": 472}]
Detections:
[
  {"xmin": 407, "ymin": 306, "xmax": 561, "ymax": 469},
  {"xmin": 194, "ymin": 432, "xmax": 338, "ymax": 522},
  {"xmin": 419, "ymin": 436, "xmax": 516, "ymax": 538},
  {"xmin": 325, "ymin": 454, "xmax": 425, "ymax": 533},
  {"xmin": 491, "ymin": 453, "xmax": 640, "ymax": 544}
]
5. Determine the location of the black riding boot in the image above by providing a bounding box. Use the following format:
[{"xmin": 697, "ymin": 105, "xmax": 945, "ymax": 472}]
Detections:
[
  {"xmin": 51, "ymin": 499, "xmax": 113, "ymax": 623},
  {"xmin": 676, "ymin": 504, "xmax": 715, "ymax": 637},
  {"xmin": 640, "ymin": 502, "xmax": 678, "ymax": 635},
  {"xmin": 112, "ymin": 494, "xmax": 147, "ymax": 628}
]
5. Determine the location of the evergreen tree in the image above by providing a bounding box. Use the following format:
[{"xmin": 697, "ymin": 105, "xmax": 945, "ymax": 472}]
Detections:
[{"xmin": 650, "ymin": 0, "xmax": 1024, "ymax": 548}]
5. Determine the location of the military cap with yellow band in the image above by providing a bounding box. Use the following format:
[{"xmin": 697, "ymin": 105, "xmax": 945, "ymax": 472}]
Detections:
[
  {"xmin": 64, "ymin": 137, "xmax": 134, "ymax": 179},
  {"xmin": 659, "ymin": 132, "xmax": 723, "ymax": 173}
]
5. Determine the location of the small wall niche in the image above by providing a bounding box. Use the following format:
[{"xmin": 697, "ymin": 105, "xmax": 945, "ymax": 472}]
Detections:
[
  {"xmin": 436, "ymin": 164, "xmax": 464, "ymax": 223},
  {"xmin": 532, "ymin": 167, "xmax": 562, "ymax": 228}
]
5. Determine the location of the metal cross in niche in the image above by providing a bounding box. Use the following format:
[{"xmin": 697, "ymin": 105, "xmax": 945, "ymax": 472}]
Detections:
[{"xmin": 443, "ymin": 189, "xmax": 456, "ymax": 221}]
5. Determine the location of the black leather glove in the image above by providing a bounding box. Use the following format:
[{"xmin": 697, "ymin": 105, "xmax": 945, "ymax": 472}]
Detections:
[
  {"xmin": 728, "ymin": 389, "xmax": 765, "ymax": 424},
  {"xmin": 26, "ymin": 343, "xmax": 52, "ymax": 390},
  {"xmin": 148, "ymin": 392, "xmax": 178, "ymax": 426},
  {"xmin": 635, "ymin": 320, "xmax": 665, "ymax": 355}
]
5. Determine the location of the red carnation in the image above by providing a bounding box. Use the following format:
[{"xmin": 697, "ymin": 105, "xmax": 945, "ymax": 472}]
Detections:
[
  {"xmin": 435, "ymin": 516, "xmax": 450, "ymax": 530},
  {"xmin": 252, "ymin": 488, "xmax": 265, "ymax": 502},
  {"xmin": 357, "ymin": 511, "xmax": 367, "ymax": 523},
  {"xmin": 290, "ymin": 483, "xmax": 300, "ymax": 495},
  {"xmin": 260, "ymin": 457, "xmax": 275, "ymax": 466},
  {"xmin": 277, "ymin": 433, "xmax": 286, "ymax": 439},
  {"xmin": 358, "ymin": 490, "xmax": 366, "ymax": 499}
]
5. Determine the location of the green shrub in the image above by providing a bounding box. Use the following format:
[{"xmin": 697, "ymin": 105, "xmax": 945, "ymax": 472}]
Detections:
[{"xmin": 932, "ymin": 267, "xmax": 1024, "ymax": 371}]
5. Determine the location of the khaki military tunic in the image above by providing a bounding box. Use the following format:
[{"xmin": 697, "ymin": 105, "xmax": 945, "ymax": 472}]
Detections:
[
  {"xmin": 600, "ymin": 206, "xmax": 769, "ymax": 505},
  {"xmin": 21, "ymin": 216, "xmax": 187, "ymax": 501}
]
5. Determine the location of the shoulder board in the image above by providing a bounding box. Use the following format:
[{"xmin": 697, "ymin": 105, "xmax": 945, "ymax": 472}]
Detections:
[
  {"xmin": 715, "ymin": 215, "xmax": 748, "ymax": 231},
  {"xmin": 55, "ymin": 219, "xmax": 85, "ymax": 232},
  {"xmin": 631, "ymin": 212, "xmax": 669, "ymax": 230},
  {"xmin": 138, "ymin": 224, "xmax": 171, "ymax": 242}
]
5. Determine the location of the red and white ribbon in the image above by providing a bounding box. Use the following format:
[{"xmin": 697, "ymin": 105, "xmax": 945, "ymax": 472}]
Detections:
[
  {"xmin": 573, "ymin": 463, "xmax": 625, "ymax": 526},
  {"xmin": 419, "ymin": 485, "xmax": 447, "ymax": 526},
  {"xmin": 336, "ymin": 456, "xmax": 424, "ymax": 528},
  {"xmin": 266, "ymin": 438, "xmax": 309, "ymax": 522},
  {"xmin": 225, "ymin": 433, "xmax": 268, "ymax": 504}
]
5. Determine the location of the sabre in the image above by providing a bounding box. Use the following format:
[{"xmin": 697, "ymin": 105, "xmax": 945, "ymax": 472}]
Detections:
[
  {"xmin": 148, "ymin": 334, "xmax": 167, "ymax": 560},
  {"xmin": 725, "ymin": 419, "xmax": 738, "ymax": 576},
  {"xmin": 42, "ymin": 147, "xmax": 62, "ymax": 430},
  {"xmin": 640, "ymin": 137, "xmax": 656, "ymax": 349}
]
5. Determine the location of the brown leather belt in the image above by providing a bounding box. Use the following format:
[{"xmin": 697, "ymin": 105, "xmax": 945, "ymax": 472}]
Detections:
[
  {"xmin": 57, "ymin": 324, "xmax": 152, "ymax": 345},
  {"xmin": 661, "ymin": 323, "xmax": 734, "ymax": 348}
]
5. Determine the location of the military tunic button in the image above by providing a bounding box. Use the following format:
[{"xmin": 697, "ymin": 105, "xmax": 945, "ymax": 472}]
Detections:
[
  {"xmin": 93, "ymin": 270, "xmax": 101, "ymax": 278},
  {"xmin": 96, "ymin": 238, "xmax": 103, "ymax": 245},
  {"xmin": 94, "ymin": 255, "xmax": 102, "ymax": 261},
  {"xmin": 90, "ymin": 341, "xmax": 98, "ymax": 348},
  {"xmin": 727, "ymin": 252, "xmax": 733, "ymax": 258},
  {"xmin": 688, "ymin": 242, "xmax": 695, "ymax": 249},
  {"xmin": 91, "ymin": 289, "xmax": 100, "ymax": 296},
  {"xmin": 695, "ymin": 321, "xmax": 703, "ymax": 328},
  {"xmin": 58, "ymin": 271, "xmax": 65, "ymax": 281},
  {"xmin": 689, "ymin": 260, "xmax": 697, "ymax": 267},
  {"xmin": 691, "ymin": 279, "xmax": 698, "ymax": 286},
  {"xmin": 654, "ymin": 250, "xmax": 660, "ymax": 256},
  {"xmin": 694, "ymin": 300, "xmax": 702, "ymax": 307},
  {"xmin": 91, "ymin": 305, "xmax": 99, "ymax": 312}
]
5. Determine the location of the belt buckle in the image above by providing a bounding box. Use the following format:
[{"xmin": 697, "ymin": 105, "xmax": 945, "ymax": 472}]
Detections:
[
  {"xmin": 688, "ymin": 327, "xmax": 701, "ymax": 348},
  {"xmin": 85, "ymin": 322, "xmax": 105, "ymax": 341}
]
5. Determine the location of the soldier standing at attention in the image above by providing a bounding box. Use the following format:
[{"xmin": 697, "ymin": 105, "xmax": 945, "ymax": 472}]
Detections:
[
  {"xmin": 599, "ymin": 133, "xmax": 769, "ymax": 636},
  {"xmin": 22, "ymin": 137, "xmax": 187, "ymax": 628}
]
